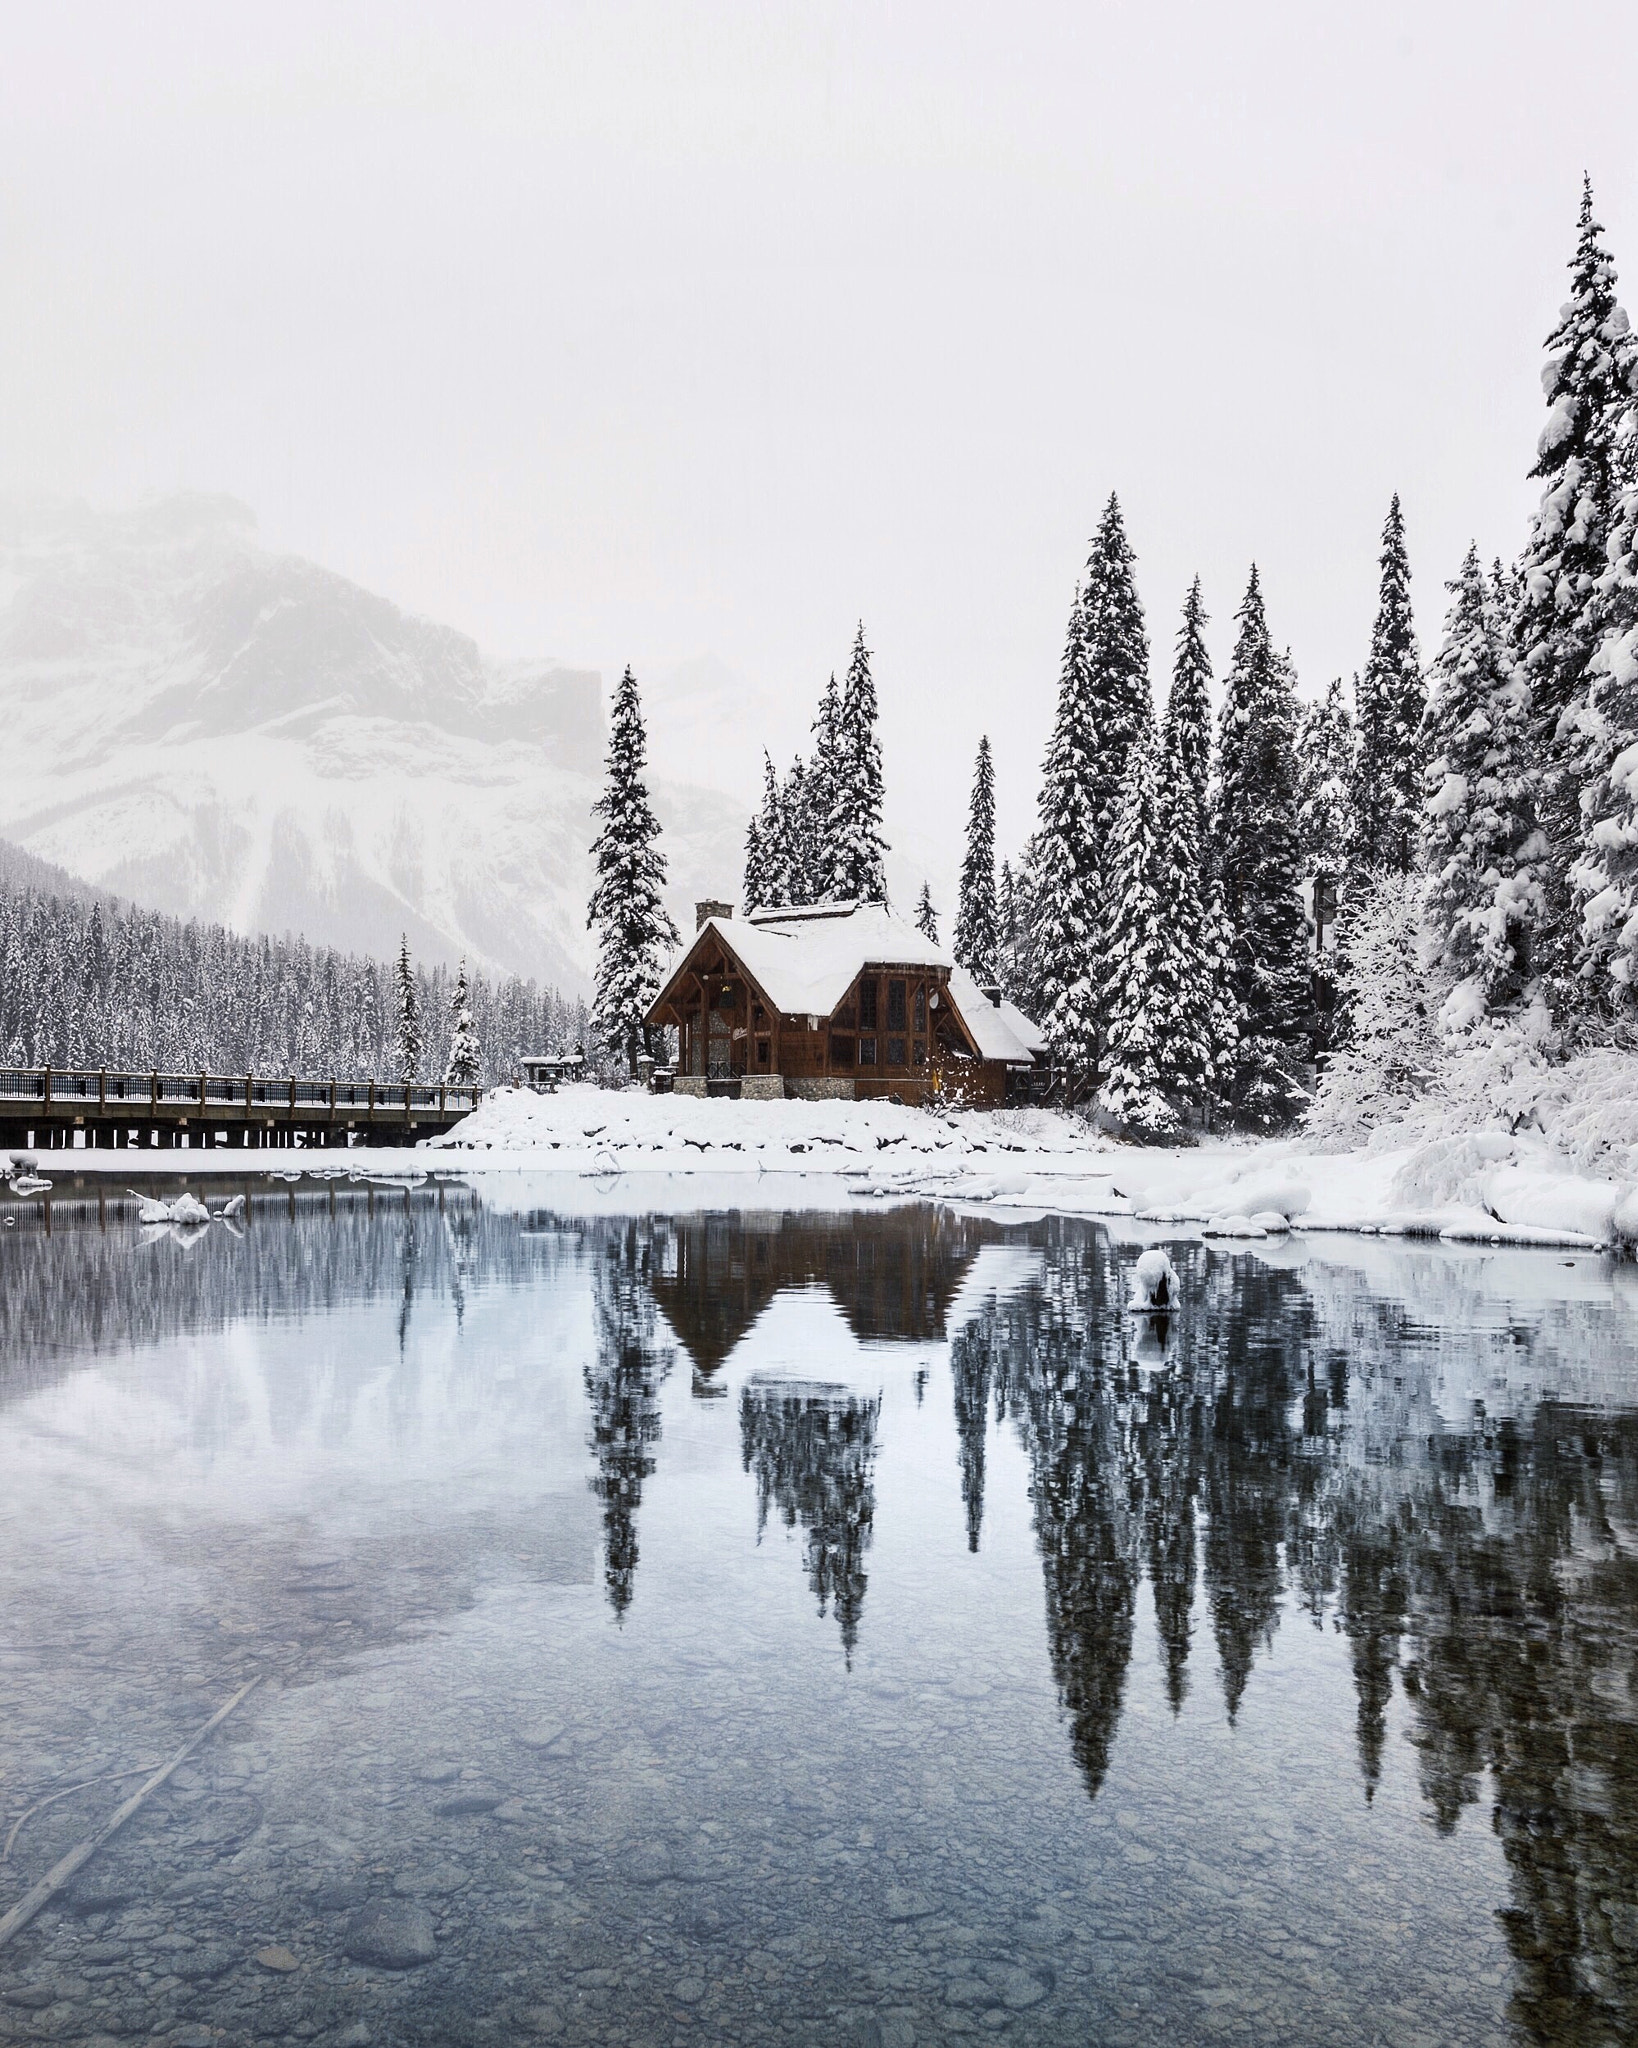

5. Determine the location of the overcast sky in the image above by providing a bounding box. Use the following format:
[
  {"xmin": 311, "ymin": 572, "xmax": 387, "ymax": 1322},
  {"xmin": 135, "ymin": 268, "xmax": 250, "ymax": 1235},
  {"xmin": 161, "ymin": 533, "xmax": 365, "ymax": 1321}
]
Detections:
[{"xmin": 3, "ymin": 1, "xmax": 1636, "ymax": 857}]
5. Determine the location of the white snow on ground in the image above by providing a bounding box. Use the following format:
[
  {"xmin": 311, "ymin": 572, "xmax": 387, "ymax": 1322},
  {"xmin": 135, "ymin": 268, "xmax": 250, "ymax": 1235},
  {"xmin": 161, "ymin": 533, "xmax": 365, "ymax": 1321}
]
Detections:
[{"xmin": 21, "ymin": 1081, "xmax": 1638, "ymax": 1252}]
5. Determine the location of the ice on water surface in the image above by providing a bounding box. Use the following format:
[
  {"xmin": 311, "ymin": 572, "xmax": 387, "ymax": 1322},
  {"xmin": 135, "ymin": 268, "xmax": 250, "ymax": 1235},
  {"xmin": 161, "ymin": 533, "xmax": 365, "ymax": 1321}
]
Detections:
[{"xmin": 1, "ymin": 1183, "xmax": 1636, "ymax": 2046}]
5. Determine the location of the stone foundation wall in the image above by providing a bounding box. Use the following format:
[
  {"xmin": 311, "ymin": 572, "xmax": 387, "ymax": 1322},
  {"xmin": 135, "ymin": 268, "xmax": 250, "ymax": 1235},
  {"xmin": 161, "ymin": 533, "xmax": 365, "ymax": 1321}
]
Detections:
[
  {"xmin": 784, "ymin": 1078, "xmax": 856, "ymax": 1102},
  {"xmin": 740, "ymin": 1076, "xmax": 786, "ymax": 1101},
  {"xmin": 672, "ymin": 1076, "xmax": 708, "ymax": 1099}
]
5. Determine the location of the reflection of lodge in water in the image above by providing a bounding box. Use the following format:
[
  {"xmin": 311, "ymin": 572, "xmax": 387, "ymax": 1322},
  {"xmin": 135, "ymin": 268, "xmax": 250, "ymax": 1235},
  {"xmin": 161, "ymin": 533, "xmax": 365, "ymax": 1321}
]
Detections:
[{"xmin": 646, "ymin": 1206, "xmax": 1007, "ymax": 1383}]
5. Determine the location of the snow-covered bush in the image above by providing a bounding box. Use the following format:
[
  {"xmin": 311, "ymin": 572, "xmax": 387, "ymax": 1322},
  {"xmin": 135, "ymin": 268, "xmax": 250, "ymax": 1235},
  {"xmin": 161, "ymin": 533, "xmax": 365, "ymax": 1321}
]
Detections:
[{"xmin": 1305, "ymin": 871, "xmax": 1444, "ymax": 1149}]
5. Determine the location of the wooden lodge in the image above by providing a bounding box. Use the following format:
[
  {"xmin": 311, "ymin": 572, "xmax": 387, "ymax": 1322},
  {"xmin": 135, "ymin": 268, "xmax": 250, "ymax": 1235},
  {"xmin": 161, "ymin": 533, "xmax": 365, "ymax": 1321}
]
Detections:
[{"xmin": 645, "ymin": 900, "xmax": 1046, "ymax": 1107}]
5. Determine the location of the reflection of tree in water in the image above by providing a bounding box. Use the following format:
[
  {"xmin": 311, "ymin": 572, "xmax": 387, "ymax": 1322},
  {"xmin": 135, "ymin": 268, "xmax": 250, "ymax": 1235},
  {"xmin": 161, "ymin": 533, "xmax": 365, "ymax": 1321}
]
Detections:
[
  {"xmin": 944, "ymin": 1223, "xmax": 1638, "ymax": 2043},
  {"xmin": 584, "ymin": 1222, "xmax": 674, "ymax": 1620},
  {"xmin": 740, "ymin": 1380, "xmax": 880, "ymax": 1661}
]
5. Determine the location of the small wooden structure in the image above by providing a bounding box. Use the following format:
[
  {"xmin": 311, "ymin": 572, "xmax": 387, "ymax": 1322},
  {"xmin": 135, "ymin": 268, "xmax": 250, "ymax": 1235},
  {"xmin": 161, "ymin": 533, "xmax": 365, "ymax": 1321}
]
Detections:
[
  {"xmin": 645, "ymin": 901, "xmax": 1045, "ymax": 1106},
  {"xmin": 519, "ymin": 1051, "xmax": 586, "ymax": 1092}
]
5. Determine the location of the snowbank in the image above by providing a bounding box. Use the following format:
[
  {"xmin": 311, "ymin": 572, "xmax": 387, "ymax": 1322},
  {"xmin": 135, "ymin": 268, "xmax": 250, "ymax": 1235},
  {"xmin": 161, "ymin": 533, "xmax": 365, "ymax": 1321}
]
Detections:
[
  {"xmin": 419, "ymin": 1085, "xmax": 1638, "ymax": 1251},
  {"xmin": 21, "ymin": 1081, "xmax": 1638, "ymax": 1254}
]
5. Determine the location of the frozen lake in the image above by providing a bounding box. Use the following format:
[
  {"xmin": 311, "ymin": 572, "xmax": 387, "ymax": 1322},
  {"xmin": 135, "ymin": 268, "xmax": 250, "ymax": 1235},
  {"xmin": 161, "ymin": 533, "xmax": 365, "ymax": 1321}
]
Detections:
[{"xmin": 2, "ymin": 1180, "xmax": 1636, "ymax": 2046}]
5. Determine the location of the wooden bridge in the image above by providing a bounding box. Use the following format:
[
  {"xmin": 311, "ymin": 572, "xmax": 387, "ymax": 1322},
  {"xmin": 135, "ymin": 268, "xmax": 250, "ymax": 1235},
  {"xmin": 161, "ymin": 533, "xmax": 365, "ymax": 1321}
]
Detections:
[{"xmin": 0, "ymin": 1068, "xmax": 482, "ymax": 1151}]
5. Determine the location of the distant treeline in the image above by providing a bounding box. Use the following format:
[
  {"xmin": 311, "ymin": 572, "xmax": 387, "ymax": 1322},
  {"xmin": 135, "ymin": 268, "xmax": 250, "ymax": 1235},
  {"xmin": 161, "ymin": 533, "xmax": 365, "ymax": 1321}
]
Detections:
[{"xmin": 0, "ymin": 867, "xmax": 586, "ymax": 1086}]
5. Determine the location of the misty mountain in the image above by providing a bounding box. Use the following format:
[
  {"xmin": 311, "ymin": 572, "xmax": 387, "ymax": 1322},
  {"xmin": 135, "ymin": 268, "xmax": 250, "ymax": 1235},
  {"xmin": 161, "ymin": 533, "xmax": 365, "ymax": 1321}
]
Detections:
[{"xmin": 0, "ymin": 495, "xmax": 748, "ymax": 993}]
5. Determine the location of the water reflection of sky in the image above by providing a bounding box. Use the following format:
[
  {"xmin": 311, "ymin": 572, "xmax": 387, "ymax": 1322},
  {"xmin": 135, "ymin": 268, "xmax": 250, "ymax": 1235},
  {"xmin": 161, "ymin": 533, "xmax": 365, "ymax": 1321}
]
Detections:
[{"xmin": 1, "ymin": 1188, "xmax": 1636, "ymax": 2047}]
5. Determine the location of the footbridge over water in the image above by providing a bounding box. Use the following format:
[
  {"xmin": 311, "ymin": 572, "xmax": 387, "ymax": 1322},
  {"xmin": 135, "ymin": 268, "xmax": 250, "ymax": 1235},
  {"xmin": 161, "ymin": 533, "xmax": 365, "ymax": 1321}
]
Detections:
[{"xmin": 0, "ymin": 1069, "xmax": 481, "ymax": 1151}]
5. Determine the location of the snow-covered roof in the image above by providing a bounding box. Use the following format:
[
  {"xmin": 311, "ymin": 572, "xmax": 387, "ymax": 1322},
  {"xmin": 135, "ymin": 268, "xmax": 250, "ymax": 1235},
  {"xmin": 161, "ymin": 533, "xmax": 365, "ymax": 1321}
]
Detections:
[
  {"xmin": 651, "ymin": 902, "xmax": 1044, "ymax": 1065},
  {"xmin": 946, "ymin": 966, "xmax": 1044, "ymax": 1066}
]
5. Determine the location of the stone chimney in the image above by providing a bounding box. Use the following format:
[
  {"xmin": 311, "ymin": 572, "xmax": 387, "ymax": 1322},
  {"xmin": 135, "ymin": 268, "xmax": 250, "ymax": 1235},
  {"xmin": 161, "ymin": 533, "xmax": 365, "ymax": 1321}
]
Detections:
[{"xmin": 696, "ymin": 899, "xmax": 733, "ymax": 931}]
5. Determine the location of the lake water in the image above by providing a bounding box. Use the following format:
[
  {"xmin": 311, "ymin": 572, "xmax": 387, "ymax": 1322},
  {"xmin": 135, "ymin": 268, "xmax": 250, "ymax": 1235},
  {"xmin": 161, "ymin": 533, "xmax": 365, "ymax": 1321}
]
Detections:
[{"xmin": 2, "ymin": 1181, "xmax": 1637, "ymax": 2048}]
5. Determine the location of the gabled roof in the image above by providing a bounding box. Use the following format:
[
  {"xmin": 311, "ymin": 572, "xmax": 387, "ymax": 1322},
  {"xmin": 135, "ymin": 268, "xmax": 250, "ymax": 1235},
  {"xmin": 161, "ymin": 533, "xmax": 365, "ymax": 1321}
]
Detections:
[
  {"xmin": 649, "ymin": 901, "xmax": 1045, "ymax": 1066},
  {"xmin": 652, "ymin": 902, "xmax": 948, "ymax": 1020}
]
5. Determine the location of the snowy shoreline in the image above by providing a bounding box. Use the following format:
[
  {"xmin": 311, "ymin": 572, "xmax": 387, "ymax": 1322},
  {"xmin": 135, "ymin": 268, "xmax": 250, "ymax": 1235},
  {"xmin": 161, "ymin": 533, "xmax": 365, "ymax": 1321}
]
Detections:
[{"xmin": 15, "ymin": 1084, "xmax": 1637, "ymax": 1255}]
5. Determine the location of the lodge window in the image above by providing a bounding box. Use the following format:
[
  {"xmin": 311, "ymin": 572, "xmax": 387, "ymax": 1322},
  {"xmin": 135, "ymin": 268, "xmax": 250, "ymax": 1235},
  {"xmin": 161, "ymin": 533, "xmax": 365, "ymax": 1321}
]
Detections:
[
  {"xmin": 887, "ymin": 980, "xmax": 906, "ymax": 1031},
  {"xmin": 858, "ymin": 979, "xmax": 878, "ymax": 1029},
  {"xmin": 757, "ymin": 1037, "xmax": 771, "ymax": 1067},
  {"xmin": 860, "ymin": 1036, "xmax": 877, "ymax": 1067},
  {"xmin": 913, "ymin": 985, "xmax": 926, "ymax": 1032},
  {"xmin": 886, "ymin": 1036, "xmax": 907, "ymax": 1067},
  {"xmin": 913, "ymin": 1039, "xmax": 928, "ymax": 1066},
  {"xmin": 831, "ymin": 1036, "xmax": 855, "ymax": 1068}
]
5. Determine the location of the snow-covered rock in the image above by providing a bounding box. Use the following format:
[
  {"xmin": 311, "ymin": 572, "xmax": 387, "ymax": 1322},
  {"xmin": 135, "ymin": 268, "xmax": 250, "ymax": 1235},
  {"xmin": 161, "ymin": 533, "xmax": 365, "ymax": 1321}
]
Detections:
[{"xmin": 1129, "ymin": 1248, "xmax": 1179, "ymax": 1309}]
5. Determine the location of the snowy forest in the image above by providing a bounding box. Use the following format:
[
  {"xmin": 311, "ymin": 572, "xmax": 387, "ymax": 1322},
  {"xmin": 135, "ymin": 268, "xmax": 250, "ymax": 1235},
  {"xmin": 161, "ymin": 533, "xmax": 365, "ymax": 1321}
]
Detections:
[
  {"xmin": 567, "ymin": 175, "xmax": 1636, "ymax": 1149},
  {"xmin": 0, "ymin": 841, "xmax": 585, "ymax": 1087}
]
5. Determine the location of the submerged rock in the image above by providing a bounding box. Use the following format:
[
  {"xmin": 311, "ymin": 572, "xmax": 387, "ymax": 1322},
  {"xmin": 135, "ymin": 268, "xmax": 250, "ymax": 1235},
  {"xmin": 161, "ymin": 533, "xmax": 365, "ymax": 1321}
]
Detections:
[{"xmin": 343, "ymin": 1901, "xmax": 437, "ymax": 1969}]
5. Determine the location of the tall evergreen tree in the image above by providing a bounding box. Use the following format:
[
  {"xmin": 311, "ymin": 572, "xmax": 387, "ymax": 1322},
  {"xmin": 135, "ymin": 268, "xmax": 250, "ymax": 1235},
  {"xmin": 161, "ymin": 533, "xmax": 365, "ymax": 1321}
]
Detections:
[
  {"xmin": 1099, "ymin": 721, "xmax": 1214, "ymax": 1140},
  {"xmin": 1349, "ymin": 495, "xmax": 1423, "ymax": 876},
  {"xmin": 1214, "ymin": 569, "xmax": 1312, "ymax": 1128},
  {"xmin": 588, "ymin": 666, "xmax": 681, "ymax": 1077},
  {"xmin": 1080, "ymin": 494, "xmax": 1153, "ymax": 870},
  {"xmin": 1296, "ymin": 675, "xmax": 1357, "ymax": 1045},
  {"xmin": 953, "ymin": 734, "xmax": 999, "ymax": 983},
  {"xmin": 395, "ymin": 933, "xmax": 421, "ymax": 1082},
  {"xmin": 1578, "ymin": 412, "xmax": 1638, "ymax": 1004},
  {"xmin": 914, "ymin": 881, "xmax": 939, "ymax": 942},
  {"xmin": 445, "ymin": 958, "xmax": 481, "ymax": 1085},
  {"xmin": 742, "ymin": 753, "xmax": 782, "ymax": 913},
  {"xmin": 1515, "ymin": 178, "xmax": 1638, "ymax": 1011},
  {"xmin": 781, "ymin": 756, "xmax": 815, "ymax": 905},
  {"xmin": 1165, "ymin": 577, "xmax": 1214, "ymax": 843},
  {"xmin": 807, "ymin": 671, "xmax": 844, "ymax": 899},
  {"xmin": 996, "ymin": 859, "xmax": 1021, "ymax": 1002},
  {"xmin": 825, "ymin": 626, "xmax": 889, "ymax": 903},
  {"xmin": 1031, "ymin": 588, "xmax": 1102, "ymax": 1089},
  {"xmin": 1422, "ymin": 545, "xmax": 1540, "ymax": 1008}
]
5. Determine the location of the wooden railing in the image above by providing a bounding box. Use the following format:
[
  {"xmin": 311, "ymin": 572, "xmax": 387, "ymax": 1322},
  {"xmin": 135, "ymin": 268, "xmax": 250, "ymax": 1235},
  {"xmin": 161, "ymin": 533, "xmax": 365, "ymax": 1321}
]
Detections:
[{"xmin": 0, "ymin": 1068, "xmax": 480, "ymax": 1120}]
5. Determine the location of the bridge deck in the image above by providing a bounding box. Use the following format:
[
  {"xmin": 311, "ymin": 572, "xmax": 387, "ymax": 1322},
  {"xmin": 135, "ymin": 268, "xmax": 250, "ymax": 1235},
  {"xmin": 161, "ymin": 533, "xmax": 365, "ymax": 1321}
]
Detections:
[{"xmin": 0, "ymin": 1069, "xmax": 480, "ymax": 1149}]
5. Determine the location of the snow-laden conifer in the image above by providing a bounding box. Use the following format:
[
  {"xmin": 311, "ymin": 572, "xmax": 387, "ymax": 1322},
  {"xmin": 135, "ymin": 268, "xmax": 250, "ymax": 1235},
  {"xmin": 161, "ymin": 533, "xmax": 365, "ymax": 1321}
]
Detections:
[
  {"xmin": 1030, "ymin": 589, "xmax": 1102, "ymax": 1089},
  {"xmin": 1098, "ymin": 721, "xmax": 1214, "ymax": 1140},
  {"xmin": 1079, "ymin": 495, "xmax": 1153, "ymax": 871},
  {"xmin": 1349, "ymin": 496, "xmax": 1423, "ymax": 877},
  {"xmin": 1306, "ymin": 872, "xmax": 1443, "ymax": 1148},
  {"xmin": 781, "ymin": 756, "xmax": 815, "ymax": 905},
  {"xmin": 742, "ymin": 753, "xmax": 783, "ymax": 912},
  {"xmin": 997, "ymin": 859, "xmax": 1022, "ymax": 1002},
  {"xmin": 588, "ymin": 666, "xmax": 680, "ymax": 1077},
  {"xmin": 1164, "ymin": 577, "xmax": 1213, "ymax": 842},
  {"xmin": 1297, "ymin": 678, "xmax": 1356, "ymax": 898},
  {"xmin": 395, "ymin": 933, "xmax": 421, "ymax": 1081},
  {"xmin": 1576, "ymin": 440, "xmax": 1638, "ymax": 1002},
  {"xmin": 914, "ymin": 882, "xmax": 939, "ymax": 942},
  {"xmin": 1515, "ymin": 179, "xmax": 1638, "ymax": 1008},
  {"xmin": 1213, "ymin": 569, "xmax": 1311, "ymax": 1127},
  {"xmin": 807, "ymin": 671, "xmax": 844, "ymax": 900},
  {"xmin": 953, "ymin": 735, "xmax": 998, "ymax": 982},
  {"xmin": 825, "ymin": 626, "xmax": 889, "ymax": 902},
  {"xmin": 1422, "ymin": 545, "xmax": 1541, "ymax": 1010},
  {"xmin": 445, "ymin": 958, "xmax": 481, "ymax": 1085}
]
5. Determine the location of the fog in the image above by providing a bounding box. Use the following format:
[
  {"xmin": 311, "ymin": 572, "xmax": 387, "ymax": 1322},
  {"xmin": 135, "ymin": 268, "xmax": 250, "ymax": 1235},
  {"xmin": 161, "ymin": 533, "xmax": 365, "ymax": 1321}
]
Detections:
[{"xmin": 2, "ymin": 1, "xmax": 1634, "ymax": 853}]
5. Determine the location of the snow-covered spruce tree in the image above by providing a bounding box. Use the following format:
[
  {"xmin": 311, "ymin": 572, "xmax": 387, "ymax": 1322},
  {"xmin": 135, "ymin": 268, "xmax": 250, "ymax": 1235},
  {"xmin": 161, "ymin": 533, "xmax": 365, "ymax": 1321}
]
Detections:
[
  {"xmin": 997, "ymin": 859, "xmax": 1021, "ymax": 1002},
  {"xmin": 742, "ymin": 753, "xmax": 781, "ymax": 913},
  {"xmin": 1030, "ymin": 589, "xmax": 1102, "ymax": 1092},
  {"xmin": 807, "ymin": 672, "xmax": 844, "ymax": 899},
  {"xmin": 1213, "ymin": 568, "xmax": 1312, "ymax": 1128},
  {"xmin": 953, "ymin": 734, "xmax": 998, "ymax": 982},
  {"xmin": 1422, "ymin": 544, "xmax": 1540, "ymax": 1011},
  {"xmin": 781, "ymin": 756, "xmax": 815, "ymax": 905},
  {"xmin": 1098, "ymin": 721, "xmax": 1214, "ymax": 1141},
  {"xmin": 445, "ymin": 959, "xmax": 481, "ymax": 1085},
  {"xmin": 395, "ymin": 934, "xmax": 421, "ymax": 1081},
  {"xmin": 588, "ymin": 666, "xmax": 681, "ymax": 1078},
  {"xmin": 1349, "ymin": 495, "xmax": 1423, "ymax": 878},
  {"xmin": 1306, "ymin": 871, "xmax": 1443, "ymax": 1149},
  {"xmin": 915, "ymin": 881, "xmax": 939, "ymax": 942},
  {"xmin": 1164, "ymin": 577, "xmax": 1213, "ymax": 842},
  {"xmin": 1576, "ymin": 417, "xmax": 1638, "ymax": 1003},
  {"xmin": 825, "ymin": 624, "xmax": 889, "ymax": 903},
  {"xmin": 1079, "ymin": 495, "xmax": 1153, "ymax": 880},
  {"xmin": 1515, "ymin": 178, "xmax": 1638, "ymax": 1012},
  {"xmin": 1296, "ymin": 675, "xmax": 1356, "ymax": 1050}
]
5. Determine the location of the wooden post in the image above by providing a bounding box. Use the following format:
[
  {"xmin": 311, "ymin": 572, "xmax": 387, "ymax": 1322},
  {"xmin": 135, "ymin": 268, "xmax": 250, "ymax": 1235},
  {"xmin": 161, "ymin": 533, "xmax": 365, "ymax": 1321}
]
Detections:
[
  {"xmin": 288, "ymin": 1077, "xmax": 296, "ymax": 1117},
  {"xmin": 43, "ymin": 1067, "xmax": 52, "ymax": 1113},
  {"xmin": 99, "ymin": 1070, "xmax": 106, "ymax": 1115},
  {"xmin": 150, "ymin": 1072, "xmax": 159, "ymax": 1116}
]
